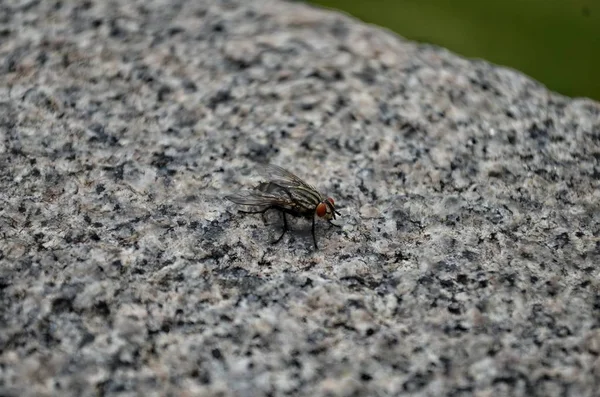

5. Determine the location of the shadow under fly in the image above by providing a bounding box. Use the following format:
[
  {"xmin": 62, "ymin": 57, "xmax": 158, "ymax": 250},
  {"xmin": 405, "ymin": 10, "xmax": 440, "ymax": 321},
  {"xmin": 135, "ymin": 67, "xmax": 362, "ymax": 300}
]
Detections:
[{"xmin": 226, "ymin": 164, "xmax": 341, "ymax": 249}]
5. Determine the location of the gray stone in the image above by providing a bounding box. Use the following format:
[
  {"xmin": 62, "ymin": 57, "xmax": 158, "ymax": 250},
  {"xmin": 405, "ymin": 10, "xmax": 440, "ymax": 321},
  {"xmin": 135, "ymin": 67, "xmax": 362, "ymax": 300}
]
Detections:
[{"xmin": 0, "ymin": 0, "xmax": 599, "ymax": 396}]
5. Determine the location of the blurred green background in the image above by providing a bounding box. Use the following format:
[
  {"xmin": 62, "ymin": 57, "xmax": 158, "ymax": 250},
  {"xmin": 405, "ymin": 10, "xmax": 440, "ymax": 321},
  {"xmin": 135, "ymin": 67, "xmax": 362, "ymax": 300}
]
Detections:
[{"xmin": 308, "ymin": 0, "xmax": 600, "ymax": 101}]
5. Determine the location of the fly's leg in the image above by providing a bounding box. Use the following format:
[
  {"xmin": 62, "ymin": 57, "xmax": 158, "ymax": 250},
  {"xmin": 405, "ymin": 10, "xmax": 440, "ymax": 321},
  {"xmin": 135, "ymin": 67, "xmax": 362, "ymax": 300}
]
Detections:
[
  {"xmin": 328, "ymin": 220, "xmax": 341, "ymax": 228},
  {"xmin": 273, "ymin": 211, "xmax": 289, "ymax": 244},
  {"xmin": 311, "ymin": 215, "xmax": 318, "ymax": 249}
]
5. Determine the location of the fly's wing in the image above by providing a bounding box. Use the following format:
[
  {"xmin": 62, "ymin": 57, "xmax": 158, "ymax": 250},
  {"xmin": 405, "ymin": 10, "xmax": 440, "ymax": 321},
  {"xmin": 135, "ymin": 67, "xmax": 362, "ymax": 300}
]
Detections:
[
  {"xmin": 257, "ymin": 164, "xmax": 318, "ymax": 192},
  {"xmin": 227, "ymin": 164, "xmax": 325, "ymax": 215},
  {"xmin": 225, "ymin": 184, "xmax": 295, "ymax": 209},
  {"xmin": 257, "ymin": 164, "xmax": 323, "ymax": 203},
  {"xmin": 226, "ymin": 191, "xmax": 277, "ymax": 207}
]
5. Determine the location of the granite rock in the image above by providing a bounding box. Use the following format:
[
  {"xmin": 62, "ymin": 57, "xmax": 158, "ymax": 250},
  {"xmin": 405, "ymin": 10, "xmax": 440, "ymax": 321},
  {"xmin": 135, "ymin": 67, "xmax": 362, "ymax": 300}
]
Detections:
[{"xmin": 1, "ymin": 0, "xmax": 599, "ymax": 396}]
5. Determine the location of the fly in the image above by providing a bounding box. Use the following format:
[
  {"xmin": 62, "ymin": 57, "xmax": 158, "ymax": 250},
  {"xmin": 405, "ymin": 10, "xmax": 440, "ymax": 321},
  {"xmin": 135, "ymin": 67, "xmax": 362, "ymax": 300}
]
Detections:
[{"xmin": 226, "ymin": 164, "xmax": 341, "ymax": 249}]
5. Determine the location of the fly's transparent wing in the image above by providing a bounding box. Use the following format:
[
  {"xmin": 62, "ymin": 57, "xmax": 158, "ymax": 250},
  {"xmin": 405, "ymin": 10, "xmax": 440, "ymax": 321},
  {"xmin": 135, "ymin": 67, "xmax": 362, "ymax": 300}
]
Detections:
[
  {"xmin": 225, "ymin": 184, "xmax": 298, "ymax": 209},
  {"xmin": 225, "ymin": 191, "xmax": 278, "ymax": 206},
  {"xmin": 226, "ymin": 182, "xmax": 318, "ymax": 215},
  {"xmin": 227, "ymin": 164, "xmax": 329, "ymax": 215},
  {"xmin": 257, "ymin": 164, "xmax": 320, "ymax": 194},
  {"xmin": 256, "ymin": 164, "xmax": 325, "ymax": 209}
]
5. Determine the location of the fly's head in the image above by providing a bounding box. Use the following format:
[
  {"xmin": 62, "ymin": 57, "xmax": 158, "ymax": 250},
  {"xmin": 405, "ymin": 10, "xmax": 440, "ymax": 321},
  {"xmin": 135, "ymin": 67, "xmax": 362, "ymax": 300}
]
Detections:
[{"xmin": 315, "ymin": 197, "xmax": 340, "ymax": 220}]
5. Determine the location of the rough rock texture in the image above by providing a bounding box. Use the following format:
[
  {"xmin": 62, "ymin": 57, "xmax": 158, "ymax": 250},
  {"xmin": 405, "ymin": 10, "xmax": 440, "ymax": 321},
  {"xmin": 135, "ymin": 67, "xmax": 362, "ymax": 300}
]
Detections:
[{"xmin": 1, "ymin": 0, "xmax": 599, "ymax": 396}]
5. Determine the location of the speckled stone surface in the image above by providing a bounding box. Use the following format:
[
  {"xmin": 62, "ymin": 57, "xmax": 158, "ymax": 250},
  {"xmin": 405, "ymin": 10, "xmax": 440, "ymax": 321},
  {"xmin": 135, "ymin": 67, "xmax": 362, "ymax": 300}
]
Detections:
[{"xmin": 1, "ymin": 0, "xmax": 599, "ymax": 396}]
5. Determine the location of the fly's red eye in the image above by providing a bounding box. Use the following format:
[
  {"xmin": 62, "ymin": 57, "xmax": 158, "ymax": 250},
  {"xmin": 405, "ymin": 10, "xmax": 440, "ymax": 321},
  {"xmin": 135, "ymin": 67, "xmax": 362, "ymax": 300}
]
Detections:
[
  {"xmin": 316, "ymin": 202, "xmax": 327, "ymax": 217},
  {"xmin": 327, "ymin": 197, "xmax": 334, "ymax": 205}
]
